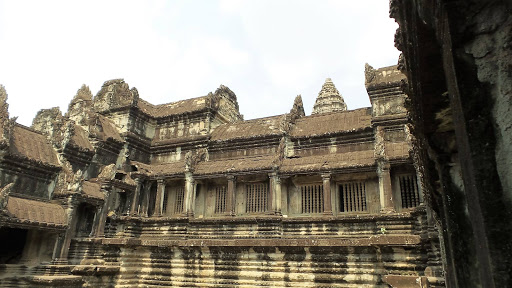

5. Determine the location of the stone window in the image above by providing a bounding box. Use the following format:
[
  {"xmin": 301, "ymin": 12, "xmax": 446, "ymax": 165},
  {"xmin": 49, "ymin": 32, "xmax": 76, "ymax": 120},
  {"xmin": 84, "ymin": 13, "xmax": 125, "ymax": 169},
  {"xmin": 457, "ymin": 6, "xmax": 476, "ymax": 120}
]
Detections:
[
  {"xmin": 174, "ymin": 186, "xmax": 185, "ymax": 214},
  {"xmin": 339, "ymin": 182, "xmax": 367, "ymax": 212},
  {"xmin": 212, "ymin": 185, "xmax": 227, "ymax": 214},
  {"xmin": 246, "ymin": 183, "xmax": 268, "ymax": 213},
  {"xmin": 398, "ymin": 174, "xmax": 420, "ymax": 208},
  {"xmin": 300, "ymin": 184, "xmax": 324, "ymax": 213}
]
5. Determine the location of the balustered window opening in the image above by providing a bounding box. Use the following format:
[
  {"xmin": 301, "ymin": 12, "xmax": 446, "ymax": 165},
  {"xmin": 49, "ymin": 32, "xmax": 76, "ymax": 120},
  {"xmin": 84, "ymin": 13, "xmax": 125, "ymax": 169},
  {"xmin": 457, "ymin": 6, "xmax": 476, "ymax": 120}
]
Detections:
[
  {"xmin": 339, "ymin": 182, "xmax": 367, "ymax": 213},
  {"xmin": 174, "ymin": 186, "xmax": 185, "ymax": 214},
  {"xmin": 398, "ymin": 174, "xmax": 420, "ymax": 208},
  {"xmin": 300, "ymin": 184, "xmax": 324, "ymax": 214},
  {"xmin": 212, "ymin": 185, "xmax": 228, "ymax": 214},
  {"xmin": 246, "ymin": 183, "xmax": 269, "ymax": 213}
]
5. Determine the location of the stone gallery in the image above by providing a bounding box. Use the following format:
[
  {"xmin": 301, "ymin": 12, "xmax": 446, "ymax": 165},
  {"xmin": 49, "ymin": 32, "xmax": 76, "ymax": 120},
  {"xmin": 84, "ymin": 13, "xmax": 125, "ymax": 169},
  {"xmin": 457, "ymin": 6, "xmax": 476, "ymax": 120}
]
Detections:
[{"xmin": 0, "ymin": 63, "xmax": 445, "ymax": 287}]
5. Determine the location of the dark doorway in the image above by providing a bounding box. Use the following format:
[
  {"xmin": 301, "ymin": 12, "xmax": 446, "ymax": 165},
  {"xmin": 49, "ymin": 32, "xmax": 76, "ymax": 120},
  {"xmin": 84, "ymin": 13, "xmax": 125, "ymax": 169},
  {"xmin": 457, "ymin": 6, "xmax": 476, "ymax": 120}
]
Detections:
[
  {"xmin": 147, "ymin": 182, "xmax": 157, "ymax": 216},
  {"xmin": 75, "ymin": 203, "xmax": 96, "ymax": 237},
  {"xmin": 0, "ymin": 227, "xmax": 28, "ymax": 264}
]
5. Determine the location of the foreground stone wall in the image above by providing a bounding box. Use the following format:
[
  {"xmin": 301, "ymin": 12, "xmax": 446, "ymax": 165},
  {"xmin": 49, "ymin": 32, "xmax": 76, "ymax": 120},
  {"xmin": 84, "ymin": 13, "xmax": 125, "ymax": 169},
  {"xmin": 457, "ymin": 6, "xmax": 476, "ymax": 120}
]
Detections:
[
  {"xmin": 66, "ymin": 209, "xmax": 443, "ymax": 288},
  {"xmin": 392, "ymin": 0, "xmax": 512, "ymax": 286}
]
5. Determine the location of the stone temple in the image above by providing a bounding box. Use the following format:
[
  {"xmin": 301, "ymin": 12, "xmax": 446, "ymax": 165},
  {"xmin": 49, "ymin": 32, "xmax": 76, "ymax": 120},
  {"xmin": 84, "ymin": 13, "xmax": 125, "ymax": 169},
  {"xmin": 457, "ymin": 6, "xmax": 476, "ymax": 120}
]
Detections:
[{"xmin": 0, "ymin": 65, "xmax": 445, "ymax": 287}]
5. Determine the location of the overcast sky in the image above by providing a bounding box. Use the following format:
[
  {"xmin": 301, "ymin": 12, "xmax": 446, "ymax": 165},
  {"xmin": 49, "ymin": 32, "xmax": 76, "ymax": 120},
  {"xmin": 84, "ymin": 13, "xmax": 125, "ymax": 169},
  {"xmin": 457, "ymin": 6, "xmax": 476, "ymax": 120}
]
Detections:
[{"xmin": 0, "ymin": 0, "xmax": 399, "ymax": 126}]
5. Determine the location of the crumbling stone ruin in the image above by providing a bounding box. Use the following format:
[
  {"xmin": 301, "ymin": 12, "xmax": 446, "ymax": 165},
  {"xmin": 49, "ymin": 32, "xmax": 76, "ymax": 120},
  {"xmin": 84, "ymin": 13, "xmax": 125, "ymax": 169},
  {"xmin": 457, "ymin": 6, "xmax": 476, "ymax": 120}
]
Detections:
[{"xmin": 0, "ymin": 65, "xmax": 444, "ymax": 287}]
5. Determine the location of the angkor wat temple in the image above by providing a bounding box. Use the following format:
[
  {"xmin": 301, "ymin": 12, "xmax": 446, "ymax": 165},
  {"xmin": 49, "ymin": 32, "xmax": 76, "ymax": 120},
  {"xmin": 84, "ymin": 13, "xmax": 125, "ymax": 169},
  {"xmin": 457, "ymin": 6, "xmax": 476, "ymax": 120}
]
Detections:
[
  {"xmin": 2, "ymin": 0, "xmax": 511, "ymax": 287},
  {"xmin": 0, "ymin": 63, "xmax": 445, "ymax": 287}
]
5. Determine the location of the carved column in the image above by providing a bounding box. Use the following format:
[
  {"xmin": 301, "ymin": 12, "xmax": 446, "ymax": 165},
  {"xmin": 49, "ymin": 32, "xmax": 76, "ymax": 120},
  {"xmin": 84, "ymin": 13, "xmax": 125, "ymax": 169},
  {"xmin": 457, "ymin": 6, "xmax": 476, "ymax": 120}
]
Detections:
[
  {"xmin": 322, "ymin": 173, "xmax": 333, "ymax": 215},
  {"xmin": 275, "ymin": 175, "xmax": 282, "ymax": 215},
  {"xmin": 267, "ymin": 173, "xmax": 275, "ymax": 214},
  {"xmin": 130, "ymin": 177, "xmax": 142, "ymax": 216},
  {"xmin": 227, "ymin": 175, "xmax": 236, "ymax": 216},
  {"xmin": 184, "ymin": 172, "xmax": 195, "ymax": 217},
  {"xmin": 155, "ymin": 179, "xmax": 166, "ymax": 217},
  {"xmin": 267, "ymin": 172, "xmax": 282, "ymax": 215},
  {"xmin": 378, "ymin": 161, "xmax": 395, "ymax": 213},
  {"xmin": 141, "ymin": 181, "xmax": 151, "ymax": 217}
]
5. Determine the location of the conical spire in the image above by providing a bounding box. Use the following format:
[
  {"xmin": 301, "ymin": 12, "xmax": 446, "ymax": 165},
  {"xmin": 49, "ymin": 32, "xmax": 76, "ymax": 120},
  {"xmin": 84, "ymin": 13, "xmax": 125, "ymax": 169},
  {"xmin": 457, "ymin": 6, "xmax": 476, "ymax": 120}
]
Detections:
[{"xmin": 312, "ymin": 78, "xmax": 347, "ymax": 115}]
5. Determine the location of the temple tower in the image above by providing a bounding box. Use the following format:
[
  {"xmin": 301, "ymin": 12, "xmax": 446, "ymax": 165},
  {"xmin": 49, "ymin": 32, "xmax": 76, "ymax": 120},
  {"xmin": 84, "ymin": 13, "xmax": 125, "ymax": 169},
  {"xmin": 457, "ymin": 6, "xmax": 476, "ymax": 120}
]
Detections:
[{"xmin": 312, "ymin": 78, "xmax": 347, "ymax": 115}]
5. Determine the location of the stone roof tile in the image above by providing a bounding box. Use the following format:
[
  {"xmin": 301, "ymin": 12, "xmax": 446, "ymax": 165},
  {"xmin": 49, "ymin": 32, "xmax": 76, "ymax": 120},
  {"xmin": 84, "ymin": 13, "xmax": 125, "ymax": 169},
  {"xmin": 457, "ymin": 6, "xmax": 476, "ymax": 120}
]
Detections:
[
  {"xmin": 280, "ymin": 150, "xmax": 375, "ymax": 173},
  {"xmin": 10, "ymin": 124, "xmax": 60, "ymax": 167},
  {"xmin": 290, "ymin": 108, "xmax": 371, "ymax": 138},
  {"xmin": 210, "ymin": 115, "xmax": 284, "ymax": 141},
  {"xmin": 5, "ymin": 196, "xmax": 67, "ymax": 227},
  {"xmin": 81, "ymin": 181, "xmax": 104, "ymax": 200},
  {"xmin": 96, "ymin": 115, "xmax": 123, "ymax": 142},
  {"xmin": 131, "ymin": 161, "xmax": 186, "ymax": 176},
  {"xmin": 70, "ymin": 124, "xmax": 94, "ymax": 151},
  {"xmin": 195, "ymin": 155, "xmax": 276, "ymax": 175}
]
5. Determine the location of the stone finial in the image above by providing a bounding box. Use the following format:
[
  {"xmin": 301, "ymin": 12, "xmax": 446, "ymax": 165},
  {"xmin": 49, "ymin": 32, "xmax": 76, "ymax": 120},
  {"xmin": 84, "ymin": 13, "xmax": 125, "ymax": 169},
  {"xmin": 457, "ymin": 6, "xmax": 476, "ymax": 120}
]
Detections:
[
  {"xmin": 0, "ymin": 85, "xmax": 9, "ymax": 121},
  {"xmin": 93, "ymin": 79, "xmax": 138, "ymax": 112},
  {"xmin": 68, "ymin": 84, "xmax": 93, "ymax": 123},
  {"xmin": 311, "ymin": 78, "xmax": 347, "ymax": 115},
  {"xmin": 215, "ymin": 85, "xmax": 238, "ymax": 108},
  {"xmin": 364, "ymin": 63, "xmax": 376, "ymax": 84},
  {"xmin": 75, "ymin": 84, "xmax": 93, "ymax": 102},
  {"xmin": 290, "ymin": 95, "xmax": 305, "ymax": 118},
  {"xmin": 32, "ymin": 107, "xmax": 63, "ymax": 135}
]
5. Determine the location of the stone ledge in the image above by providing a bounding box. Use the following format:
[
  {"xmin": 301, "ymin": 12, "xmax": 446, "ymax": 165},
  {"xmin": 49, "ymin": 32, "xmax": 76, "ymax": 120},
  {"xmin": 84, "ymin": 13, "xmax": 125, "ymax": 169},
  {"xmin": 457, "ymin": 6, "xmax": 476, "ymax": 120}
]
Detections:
[
  {"xmin": 94, "ymin": 234, "xmax": 421, "ymax": 247},
  {"xmin": 383, "ymin": 275, "xmax": 430, "ymax": 288},
  {"xmin": 71, "ymin": 265, "xmax": 120, "ymax": 276},
  {"xmin": 30, "ymin": 275, "xmax": 83, "ymax": 285}
]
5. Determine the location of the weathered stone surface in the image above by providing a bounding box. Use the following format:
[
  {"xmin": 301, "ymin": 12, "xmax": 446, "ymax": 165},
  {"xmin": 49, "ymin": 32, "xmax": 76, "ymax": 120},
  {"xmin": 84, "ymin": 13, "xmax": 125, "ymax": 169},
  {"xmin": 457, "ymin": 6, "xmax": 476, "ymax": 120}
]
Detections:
[
  {"xmin": 392, "ymin": 0, "xmax": 512, "ymax": 287},
  {"xmin": 0, "ymin": 67, "xmax": 444, "ymax": 287}
]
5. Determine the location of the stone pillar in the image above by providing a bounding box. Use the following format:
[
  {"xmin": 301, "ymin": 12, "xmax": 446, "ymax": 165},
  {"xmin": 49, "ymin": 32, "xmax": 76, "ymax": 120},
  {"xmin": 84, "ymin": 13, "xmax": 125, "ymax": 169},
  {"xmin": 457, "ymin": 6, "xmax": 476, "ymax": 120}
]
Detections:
[
  {"xmin": 154, "ymin": 179, "xmax": 166, "ymax": 217},
  {"xmin": 89, "ymin": 203, "xmax": 103, "ymax": 238},
  {"xmin": 275, "ymin": 175, "xmax": 282, "ymax": 215},
  {"xmin": 322, "ymin": 173, "xmax": 333, "ymax": 215},
  {"xmin": 95, "ymin": 184, "xmax": 113, "ymax": 237},
  {"xmin": 141, "ymin": 181, "xmax": 151, "ymax": 217},
  {"xmin": 378, "ymin": 161, "xmax": 395, "ymax": 213},
  {"xmin": 227, "ymin": 175, "xmax": 236, "ymax": 216},
  {"xmin": 130, "ymin": 177, "xmax": 142, "ymax": 216},
  {"xmin": 51, "ymin": 233, "xmax": 68, "ymax": 264},
  {"xmin": 184, "ymin": 172, "xmax": 195, "ymax": 217},
  {"xmin": 52, "ymin": 195, "xmax": 80, "ymax": 264},
  {"xmin": 268, "ymin": 172, "xmax": 282, "ymax": 215}
]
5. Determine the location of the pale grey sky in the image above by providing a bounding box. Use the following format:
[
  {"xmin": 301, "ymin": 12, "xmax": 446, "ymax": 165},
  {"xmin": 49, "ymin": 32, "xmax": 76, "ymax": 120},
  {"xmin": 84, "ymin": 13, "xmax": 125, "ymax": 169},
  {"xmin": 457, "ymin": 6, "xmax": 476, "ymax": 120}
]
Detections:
[{"xmin": 0, "ymin": 0, "xmax": 399, "ymax": 126}]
